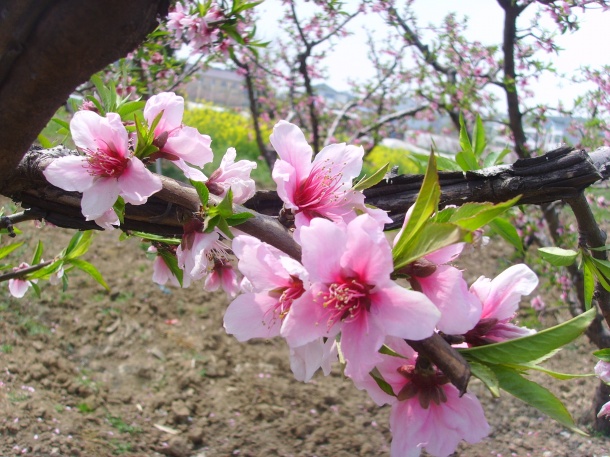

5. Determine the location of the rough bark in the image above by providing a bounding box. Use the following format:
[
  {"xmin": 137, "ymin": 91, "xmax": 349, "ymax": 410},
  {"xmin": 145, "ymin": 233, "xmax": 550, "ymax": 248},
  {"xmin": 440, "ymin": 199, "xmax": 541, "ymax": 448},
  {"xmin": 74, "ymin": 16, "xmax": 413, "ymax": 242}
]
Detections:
[{"xmin": 0, "ymin": 0, "xmax": 169, "ymax": 194}]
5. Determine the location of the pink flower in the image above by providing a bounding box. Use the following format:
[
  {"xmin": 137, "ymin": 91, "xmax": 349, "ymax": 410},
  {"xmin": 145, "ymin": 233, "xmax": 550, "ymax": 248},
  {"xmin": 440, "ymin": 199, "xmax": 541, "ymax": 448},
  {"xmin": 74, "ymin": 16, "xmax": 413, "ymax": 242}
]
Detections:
[
  {"xmin": 281, "ymin": 215, "xmax": 440, "ymax": 380},
  {"xmin": 354, "ymin": 337, "xmax": 490, "ymax": 457},
  {"xmin": 223, "ymin": 235, "xmax": 308, "ymax": 341},
  {"xmin": 144, "ymin": 92, "xmax": 213, "ymax": 181},
  {"xmin": 8, "ymin": 262, "xmax": 36, "ymax": 298},
  {"xmin": 204, "ymin": 259, "xmax": 240, "ymax": 297},
  {"xmin": 465, "ymin": 264, "xmax": 538, "ymax": 346},
  {"xmin": 403, "ymin": 243, "xmax": 482, "ymax": 335},
  {"xmin": 148, "ymin": 246, "xmax": 185, "ymax": 288},
  {"xmin": 176, "ymin": 229, "xmax": 219, "ymax": 282},
  {"xmin": 43, "ymin": 111, "xmax": 162, "ymax": 226},
  {"xmin": 598, "ymin": 400, "xmax": 610, "ymax": 418},
  {"xmin": 270, "ymin": 120, "xmax": 375, "ymax": 230},
  {"xmin": 206, "ymin": 147, "xmax": 257, "ymax": 204},
  {"xmin": 595, "ymin": 360, "xmax": 610, "ymax": 384}
]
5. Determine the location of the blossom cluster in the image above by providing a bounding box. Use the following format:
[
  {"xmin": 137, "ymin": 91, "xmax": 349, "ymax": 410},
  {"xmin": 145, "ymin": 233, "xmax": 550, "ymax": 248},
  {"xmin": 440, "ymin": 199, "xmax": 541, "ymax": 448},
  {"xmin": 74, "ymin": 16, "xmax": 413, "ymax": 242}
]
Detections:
[{"xmin": 38, "ymin": 102, "xmax": 541, "ymax": 456}]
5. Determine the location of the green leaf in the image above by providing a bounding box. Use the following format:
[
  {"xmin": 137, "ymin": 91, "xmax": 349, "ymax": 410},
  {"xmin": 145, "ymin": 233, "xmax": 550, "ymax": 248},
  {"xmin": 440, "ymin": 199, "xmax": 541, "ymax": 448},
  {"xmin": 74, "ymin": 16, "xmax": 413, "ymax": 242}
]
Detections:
[
  {"xmin": 590, "ymin": 245, "xmax": 610, "ymax": 252},
  {"xmin": 538, "ymin": 247, "xmax": 579, "ymax": 267},
  {"xmin": 505, "ymin": 362, "xmax": 595, "ymax": 380},
  {"xmin": 38, "ymin": 133, "xmax": 53, "ymax": 149},
  {"xmin": 225, "ymin": 212, "xmax": 255, "ymax": 226},
  {"xmin": 51, "ymin": 117, "xmax": 70, "ymax": 130},
  {"xmin": 113, "ymin": 196, "xmax": 125, "ymax": 226},
  {"xmin": 67, "ymin": 258, "xmax": 109, "ymax": 291},
  {"xmin": 190, "ymin": 179, "xmax": 209, "ymax": 207},
  {"xmin": 583, "ymin": 257, "xmax": 595, "ymax": 309},
  {"xmin": 448, "ymin": 197, "xmax": 520, "ymax": 231},
  {"xmin": 31, "ymin": 282, "xmax": 41, "ymax": 299},
  {"xmin": 0, "ymin": 242, "xmax": 24, "ymax": 260},
  {"xmin": 392, "ymin": 152, "xmax": 440, "ymax": 265},
  {"xmin": 483, "ymin": 147, "xmax": 511, "ymax": 168},
  {"xmin": 393, "ymin": 222, "xmax": 466, "ymax": 270},
  {"xmin": 379, "ymin": 344, "xmax": 408, "ymax": 359},
  {"xmin": 472, "ymin": 114, "xmax": 487, "ymax": 158},
  {"xmin": 488, "ymin": 217, "xmax": 524, "ymax": 254},
  {"xmin": 456, "ymin": 113, "xmax": 478, "ymax": 171},
  {"xmin": 65, "ymin": 231, "xmax": 94, "ymax": 260},
  {"xmin": 211, "ymin": 188, "xmax": 235, "ymax": 218},
  {"xmin": 489, "ymin": 365, "xmax": 586, "ymax": 435},
  {"xmin": 31, "ymin": 241, "xmax": 44, "ymax": 265},
  {"xmin": 129, "ymin": 232, "xmax": 181, "ymax": 245},
  {"xmin": 28, "ymin": 260, "xmax": 64, "ymax": 280},
  {"xmin": 593, "ymin": 348, "xmax": 610, "ymax": 362},
  {"xmin": 369, "ymin": 369, "xmax": 396, "ymax": 398},
  {"xmin": 116, "ymin": 100, "xmax": 145, "ymax": 119},
  {"xmin": 353, "ymin": 163, "xmax": 390, "ymax": 191},
  {"xmin": 469, "ymin": 361, "xmax": 500, "ymax": 397},
  {"xmin": 460, "ymin": 308, "xmax": 596, "ymax": 365}
]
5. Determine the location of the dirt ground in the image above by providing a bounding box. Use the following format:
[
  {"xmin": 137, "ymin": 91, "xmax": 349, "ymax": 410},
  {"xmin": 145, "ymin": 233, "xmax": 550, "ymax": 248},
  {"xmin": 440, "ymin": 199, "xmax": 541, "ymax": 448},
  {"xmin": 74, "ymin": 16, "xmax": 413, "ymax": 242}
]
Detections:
[{"xmin": 1, "ymin": 208, "xmax": 610, "ymax": 457}]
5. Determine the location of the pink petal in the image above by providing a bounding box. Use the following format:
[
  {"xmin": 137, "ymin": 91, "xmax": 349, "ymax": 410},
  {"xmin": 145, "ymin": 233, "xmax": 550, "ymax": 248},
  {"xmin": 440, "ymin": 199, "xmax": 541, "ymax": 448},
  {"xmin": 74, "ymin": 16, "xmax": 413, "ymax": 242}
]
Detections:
[
  {"xmin": 43, "ymin": 156, "xmax": 94, "ymax": 192},
  {"xmin": 340, "ymin": 214, "xmax": 393, "ymax": 283},
  {"xmin": 472, "ymin": 264, "xmax": 539, "ymax": 321},
  {"xmin": 81, "ymin": 177, "xmax": 120, "ymax": 220},
  {"xmin": 93, "ymin": 208, "xmax": 120, "ymax": 230},
  {"xmin": 8, "ymin": 278, "xmax": 30, "ymax": 298},
  {"xmin": 299, "ymin": 218, "xmax": 345, "ymax": 284},
  {"xmin": 71, "ymin": 111, "xmax": 128, "ymax": 157},
  {"xmin": 424, "ymin": 243, "xmax": 465, "ymax": 265},
  {"xmin": 172, "ymin": 158, "xmax": 207, "ymax": 182},
  {"xmin": 118, "ymin": 157, "xmax": 162, "ymax": 205},
  {"xmin": 289, "ymin": 338, "xmax": 337, "ymax": 382},
  {"xmin": 144, "ymin": 92, "xmax": 184, "ymax": 134},
  {"xmin": 223, "ymin": 293, "xmax": 283, "ymax": 341},
  {"xmin": 598, "ymin": 400, "xmax": 610, "ymax": 418},
  {"xmin": 418, "ymin": 265, "xmax": 482, "ymax": 335},
  {"xmin": 313, "ymin": 143, "xmax": 363, "ymax": 184},
  {"xmin": 281, "ymin": 288, "xmax": 337, "ymax": 347},
  {"xmin": 341, "ymin": 314, "xmax": 386, "ymax": 380},
  {"xmin": 164, "ymin": 126, "xmax": 213, "ymax": 167},
  {"xmin": 371, "ymin": 282, "xmax": 440, "ymax": 341},
  {"xmin": 269, "ymin": 121, "xmax": 313, "ymax": 181},
  {"xmin": 271, "ymin": 159, "xmax": 299, "ymax": 211}
]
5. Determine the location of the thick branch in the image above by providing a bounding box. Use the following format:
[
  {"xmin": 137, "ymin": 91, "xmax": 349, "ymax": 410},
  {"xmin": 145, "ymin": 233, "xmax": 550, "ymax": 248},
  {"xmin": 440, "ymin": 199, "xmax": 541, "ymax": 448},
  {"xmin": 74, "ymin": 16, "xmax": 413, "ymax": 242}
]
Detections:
[{"xmin": 0, "ymin": 0, "xmax": 169, "ymax": 194}]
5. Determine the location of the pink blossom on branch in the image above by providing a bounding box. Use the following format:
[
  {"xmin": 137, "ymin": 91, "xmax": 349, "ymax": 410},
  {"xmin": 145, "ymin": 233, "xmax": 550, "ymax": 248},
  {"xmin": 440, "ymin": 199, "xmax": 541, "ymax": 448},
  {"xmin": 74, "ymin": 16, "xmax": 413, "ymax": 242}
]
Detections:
[
  {"xmin": 281, "ymin": 214, "xmax": 440, "ymax": 380},
  {"xmin": 7, "ymin": 262, "xmax": 37, "ymax": 298},
  {"xmin": 144, "ymin": 91, "xmax": 213, "ymax": 181},
  {"xmin": 43, "ymin": 111, "xmax": 162, "ymax": 227},
  {"xmin": 464, "ymin": 264, "xmax": 539, "ymax": 346},
  {"xmin": 354, "ymin": 337, "xmax": 490, "ymax": 457},
  {"xmin": 206, "ymin": 147, "xmax": 257, "ymax": 204},
  {"xmin": 270, "ymin": 120, "xmax": 390, "ymax": 231}
]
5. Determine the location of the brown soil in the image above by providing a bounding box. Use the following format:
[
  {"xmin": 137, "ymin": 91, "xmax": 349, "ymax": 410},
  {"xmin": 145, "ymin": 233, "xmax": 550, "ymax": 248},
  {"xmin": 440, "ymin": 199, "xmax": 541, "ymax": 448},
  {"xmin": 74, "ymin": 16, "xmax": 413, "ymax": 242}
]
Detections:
[{"xmin": 1, "ymin": 213, "xmax": 610, "ymax": 457}]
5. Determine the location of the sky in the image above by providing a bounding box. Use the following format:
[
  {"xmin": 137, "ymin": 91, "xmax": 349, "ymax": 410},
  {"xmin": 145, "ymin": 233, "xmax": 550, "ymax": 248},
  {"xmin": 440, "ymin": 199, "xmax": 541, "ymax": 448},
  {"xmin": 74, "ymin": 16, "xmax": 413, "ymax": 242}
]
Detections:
[{"xmin": 255, "ymin": 0, "xmax": 610, "ymax": 108}]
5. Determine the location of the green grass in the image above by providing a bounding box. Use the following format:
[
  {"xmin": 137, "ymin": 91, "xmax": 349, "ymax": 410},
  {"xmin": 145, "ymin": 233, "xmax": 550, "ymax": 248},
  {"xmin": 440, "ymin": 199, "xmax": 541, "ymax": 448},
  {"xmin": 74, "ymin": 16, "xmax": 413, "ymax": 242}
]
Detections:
[
  {"xmin": 0, "ymin": 344, "xmax": 13, "ymax": 354},
  {"xmin": 107, "ymin": 415, "xmax": 141, "ymax": 435}
]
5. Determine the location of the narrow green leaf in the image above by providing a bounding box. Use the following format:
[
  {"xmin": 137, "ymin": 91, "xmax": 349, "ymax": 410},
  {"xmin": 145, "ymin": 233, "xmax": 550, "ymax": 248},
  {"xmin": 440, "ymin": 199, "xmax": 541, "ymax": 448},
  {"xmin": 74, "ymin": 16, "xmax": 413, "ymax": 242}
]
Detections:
[
  {"xmin": 593, "ymin": 348, "xmax": 610, "ymax": 362},
  {"xmin": 31, "ymin": 241, "xmax": 44, "ymax": 265},
  {"xmin": 590, "ymin": 245, "xmax": 610, "ymax": 252},
  {"xmin": 488, "ymin": 218, "xmax": 524, "ymax": 254},
  {"xmin": 190, "ymin": 179, "xmax": 209, "ymax": 207},
  {"xmin": 393, "ymin": 222, "xmax": 466, "ymax": 270},
  {"xmin": 538, "ymin": 247, "xmax": 579, "ymax": 267},
  {"xmin": 51, "ymin": 117, "xmax": 70, "ymax": 130},
  {"xmin": 28, "ymin": 261, "xmax": 64, "ymax": 280},
  {"xmin": 489, "ymin": 365, "xmax": 586, "ymax": 435},
  {"xmin": 505, "ymin": 362, "xmax": 595, "ymax": 380},
  {"xmin": 472, "ymin": 114, "xmax": 487, "ymax": 157},
  {"xmin": 448, "ymin": 197, "xmax": 520, "ymax": 231},
  {"xmin": 353, "ymin": 163, "xmax": 390, "ymax": 191},
  {"xmin": 0, "ymin": 242, "xmax": 24, "ymax": 260},
  {"xmin": 483, "ymin": 147, "xmax": 511, "ymax": 168},
  {"xmin": 460, "ymin": 308, "xmax": 596, "ymax": 365},
  {"xmin": 392, "ymin": 152, "xmax": 440, "ymax": 264},
  {"xmin": 214, "ymin": 188, "xmax": 235, "ymax": 218},
  {"xmin": 379, "ymin": 344, "xmax": 408, "ymax": 359},
  {"xmin": 225, "ymin": 212, "xmax": 255, "ymax": 226},
  {"xmin": 369, "ymin": 369, "xmax": 396, "ymax": 398},
  {"xmin": 456, "ymin": 113, "xmax": 478, "ymax": 171},
  {"xmin": 67, "ymin": 258, "xmax": 109, "ymax": 291},
  {"xmin": 583, "ymin": 258, "xmax": 595, "ymax": 309},
  {"xmin": 116, "ymin": 100, "xmax": 145, "ymax": 119},
  {"xmin": 129, "ymin": 232, "xmax": 181, "ymax": 245},
  {"xmin": 31, "ymin": 282, "xmax": 41, "ymax": 299},
  {"xmin": 65, "ymin": 231, "xmax": 94, "ymax": 260},
  {"xmin": 469, "ymin": 361, "xmax": 500, "ymax": 397},
  {"xmin": 113, "ymin": 196, "xmax": 125, "ymax": 225},
  {"xmin": 37, "ymin": 134, "xmax": 53, "ymax": 149}
]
